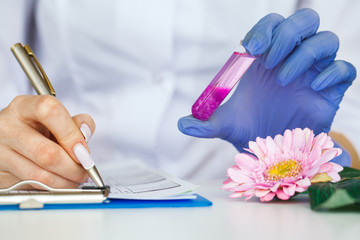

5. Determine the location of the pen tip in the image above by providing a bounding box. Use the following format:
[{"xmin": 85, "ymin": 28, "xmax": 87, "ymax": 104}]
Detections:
[{"xmin": 87, "ymin": 166, "xmax": 105, "ymax": 187}]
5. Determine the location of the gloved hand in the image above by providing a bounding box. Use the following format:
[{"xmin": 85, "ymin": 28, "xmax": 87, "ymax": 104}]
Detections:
[{"xmin": 178, "ymin": 8, "xmax": 356, "ymax": 166}]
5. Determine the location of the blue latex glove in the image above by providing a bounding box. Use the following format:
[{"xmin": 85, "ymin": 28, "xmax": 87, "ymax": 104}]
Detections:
[{"xmin": 178, "ymin": 8, "xmax": 356, "ymax": 166}]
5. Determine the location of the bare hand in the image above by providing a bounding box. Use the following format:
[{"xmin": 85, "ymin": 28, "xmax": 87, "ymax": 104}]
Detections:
[{"xmin": 0, "ymin": 95, "xmax": 95, "ymax": 189}]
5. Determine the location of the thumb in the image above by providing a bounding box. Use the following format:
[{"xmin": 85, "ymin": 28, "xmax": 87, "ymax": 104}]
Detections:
[{"xmin": 177, "ymin": 115, "xmax": 225, "ymax": 139}]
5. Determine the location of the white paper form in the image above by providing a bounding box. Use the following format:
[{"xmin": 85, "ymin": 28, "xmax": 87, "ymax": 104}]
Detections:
[{"xmin": 90, "ymin": 161, "xmax": 198, "ymax": 200}]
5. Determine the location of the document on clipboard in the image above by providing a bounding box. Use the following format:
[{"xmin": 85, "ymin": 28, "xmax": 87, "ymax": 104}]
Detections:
[
  {"xmin": 93, "ymin": 161, "xmax": 198, "ymax": 200},
  {"xmin": 0, "ymin": 161, "xmax": 204, "ymax": 210}
]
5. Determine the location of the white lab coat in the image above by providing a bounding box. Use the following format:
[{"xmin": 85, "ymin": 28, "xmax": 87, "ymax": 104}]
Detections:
[{"xmin": 0, "ymin": 0, "xmax": 359, "ymax": 180}]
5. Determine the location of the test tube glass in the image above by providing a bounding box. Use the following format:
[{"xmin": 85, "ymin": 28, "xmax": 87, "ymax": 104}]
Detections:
[{"xmin": 192, "ymin": 44, "xmax": 256, "ymax": 121}]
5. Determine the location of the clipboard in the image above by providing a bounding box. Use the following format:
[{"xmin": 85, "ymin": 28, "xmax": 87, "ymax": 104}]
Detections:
[{"xmin": 0, "ymin": 180, "xmax": 212, "ymax": 210}]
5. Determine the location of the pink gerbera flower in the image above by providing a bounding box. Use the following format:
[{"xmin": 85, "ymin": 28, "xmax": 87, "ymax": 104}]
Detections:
[{"xmin": 222, "ymin": 128, "xmax": 343, "ymax": 201}]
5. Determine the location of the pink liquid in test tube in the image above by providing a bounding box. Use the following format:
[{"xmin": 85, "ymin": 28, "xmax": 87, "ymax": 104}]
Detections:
[{"xmin": 192, "ymin": 45, "xmax": 256, "ymax": 121}]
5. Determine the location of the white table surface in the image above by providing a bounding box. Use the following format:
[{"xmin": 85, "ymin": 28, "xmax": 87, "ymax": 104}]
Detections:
[{"xmin": 1, "ymin": 180, "xmax": 359, "ymax": 240}]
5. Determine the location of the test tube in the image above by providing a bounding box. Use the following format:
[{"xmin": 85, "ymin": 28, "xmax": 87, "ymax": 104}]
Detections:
[{"xmin": 192, "ymin": 43, "xmax": 256, "ymax": 121}]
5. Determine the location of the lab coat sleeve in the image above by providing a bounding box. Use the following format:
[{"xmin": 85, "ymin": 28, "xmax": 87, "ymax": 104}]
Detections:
[{"xmin": 0, "ymin": 0, "xmax": 36, "ymax": 109}]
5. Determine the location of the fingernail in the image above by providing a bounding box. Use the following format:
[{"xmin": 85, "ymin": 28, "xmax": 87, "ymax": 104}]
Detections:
[
  {"xmin": 80, "ymin": 123, "xmax": 92, "ymax": 142},
  {"xmin": 73, "ymin": 143, "xmax": 94, "ymax": 170}
]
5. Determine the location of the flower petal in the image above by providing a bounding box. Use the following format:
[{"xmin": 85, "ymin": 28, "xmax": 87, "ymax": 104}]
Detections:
[
  {"xmin": 303, "ymin": 128, "xmax": 311, "ymax": 139},
  {"xmin": 318, "ymin": 162, "xmax": 333, "ymax": 173},
  {"xmin": 305, "ymin": 165, "xmax": 321, "ymax": 178},
  {"xmin": 245, "ymin": 195, "xmax": 254, "ymax": 201},
  {"xmin": 243, "ymin": 148, "xmax": 253, "ymax": 154},
  {"xmin": 291, "ymin": 128, "xmax": 306, "ymax": 151},
  {"xmin": 260, "ymin": 192, "xmax": 276, "ymax": 202},
  {"xmin": 256, "ymin": 137, "xmax": 268, "ymax": 155},
  {"xmin": 283, "ymin": 185, "xmax": 296, "ymax": 197},
  {"xmin": 327, "ymin": 171, "xmax": 341, "ymax": 183},
  {"xmin": 223, "ymin": 178, "xmax": 232, "ymax": 184},
  {"xmin": 313, "ymin": 132, "xmax": 326, "ymax": 148},
  {"xmin": 282, "ymin": 129, "xmax": 293, "ymax": 152},
  {"xmin": 244, "ymin": 189, "xmax": 256, "ymax": 200},
  {"xmin": 335, "ymin": 148, "xmax": 342, "ymax": 156},
  {"xmin": 228, "ymin": 167, "xmax": 253, "ymax": 183},
  {"xmin": 276, "ymin": 189, "xmax": 290, "ymax": 200},
  {"xmin": 303, "ymin": 129, "xmax": 314, "ymax": 153},
  {"xmin": 274, "ymin": 134, "xmax": 283, "ymax": 152},
  {"xmin": 253, "ymin": 183, "xmax": 273, "ymax": 190},
  {"xmin": 323, "ymin": 136, "xmax": 334, "ymax": 149},
  {"xmin": 235, "ymin": 153, "xmax": 259, "ymax": 171},
  {"xmin": 229, "ymin": 191, "xmax": 244, "ymax": 199},
  {"xmin": 295, "ymin": 186, "xmax": 307, "ymax": 193},
  {"xmin": 222, "ymin": 180, "xmax": 240, "ymax": 190},
  {"xmin": 248, "ymin": 141, "xmax": 265, "ymax": 160},
  {"xmin": 270, "ymin": 181, "xmax": 281, "ymax": 192},
  {"xmin": 266, "ymin": 136, "xmax": 281, "ymax": 155},
  {"xmin": 330, "ymin": 163, "xmax": 343, "ymax": 173},
  {"xmin": 308, "ymin": 144, "xmax": 322, "ymax": 166},
  {"xmin": 317, "ymin": 149, "xmax": 340, "ymax": 166},
  {"xmin": 232, "ymin": 183, "xmax": 256, "ymax": 192},
  {"xmin": 295, "ymin": 178, "xmax": 311, "ymax": 188},
  {"xmin": 255, "ymin": 189, "xmax": 271, "ymax": 198}
]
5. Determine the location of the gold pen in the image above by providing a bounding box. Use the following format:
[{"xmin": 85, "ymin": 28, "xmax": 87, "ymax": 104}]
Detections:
[{"xmin": 11, "ymin": 43, "xmax": 105, "ymax": 188}]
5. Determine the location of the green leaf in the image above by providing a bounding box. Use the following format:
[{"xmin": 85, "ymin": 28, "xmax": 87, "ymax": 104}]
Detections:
[
  {"xmin": 308, "ymin": 167, "xmax": 360, "ymax": 211},
  {"xmin": 339, "ymin": 167, "xmax": 360, "ymax": 179}
]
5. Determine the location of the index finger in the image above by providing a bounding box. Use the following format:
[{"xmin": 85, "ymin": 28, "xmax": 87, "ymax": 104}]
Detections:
[
  {"xmin": 242, "ymin": 13, "xmax": 284, "ymax": 56},
  {"xmin": 16, "ymin": 95, "xmax": 92, "ymax": 166}
]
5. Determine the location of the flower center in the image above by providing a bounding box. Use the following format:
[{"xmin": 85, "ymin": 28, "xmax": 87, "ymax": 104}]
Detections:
[{"xmin": 266, "ymin": 159, "xmax": 302, "ymax": 181}]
